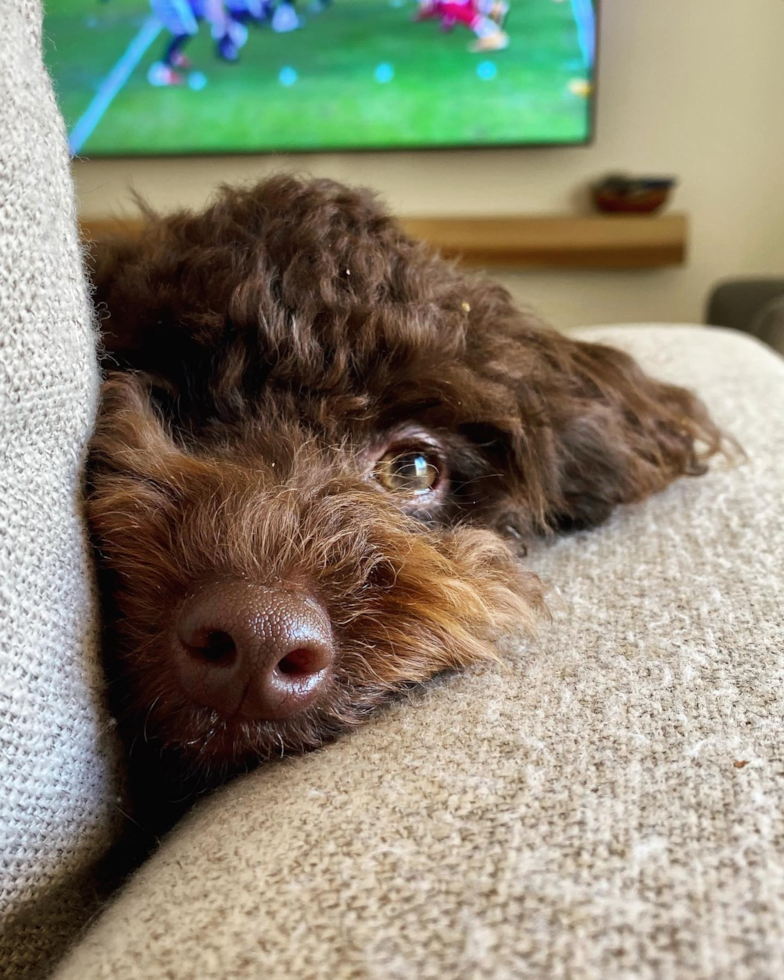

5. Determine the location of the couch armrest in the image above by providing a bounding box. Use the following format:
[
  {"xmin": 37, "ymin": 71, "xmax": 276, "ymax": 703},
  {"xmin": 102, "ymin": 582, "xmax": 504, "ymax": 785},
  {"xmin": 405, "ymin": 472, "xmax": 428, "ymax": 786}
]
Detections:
[{"xmin": 0, "ymin": 3, "xmax": 122, "ymax": 977}]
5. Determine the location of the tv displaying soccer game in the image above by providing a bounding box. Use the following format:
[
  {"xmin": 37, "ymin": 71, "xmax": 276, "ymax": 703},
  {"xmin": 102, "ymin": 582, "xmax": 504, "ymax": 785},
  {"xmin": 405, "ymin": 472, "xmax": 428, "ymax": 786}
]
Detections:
[{"xmin": 43, "ymin": 0, "xmax": 596, "ymax": 157}]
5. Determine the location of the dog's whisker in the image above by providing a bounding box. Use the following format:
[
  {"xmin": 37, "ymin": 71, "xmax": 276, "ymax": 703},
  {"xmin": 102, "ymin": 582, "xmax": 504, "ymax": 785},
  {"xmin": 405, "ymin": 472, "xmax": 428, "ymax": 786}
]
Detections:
[{"xmin": 143, "ymin": 696, "xmax": 162, "ymax": 745}]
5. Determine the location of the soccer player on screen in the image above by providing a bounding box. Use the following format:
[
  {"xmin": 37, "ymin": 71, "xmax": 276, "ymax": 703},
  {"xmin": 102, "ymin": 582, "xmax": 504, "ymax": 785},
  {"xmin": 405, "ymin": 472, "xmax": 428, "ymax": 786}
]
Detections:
[
  {"xmin": 147, "ymin": 0, "xmax": 250, "ymax": 86},
  {"xmin": 414, "ymin": 0, "xmax": 509, "ymax": 53},
  {"xmin": 224, "ymin": 0, "xmax": 300, "ymax": 34}
]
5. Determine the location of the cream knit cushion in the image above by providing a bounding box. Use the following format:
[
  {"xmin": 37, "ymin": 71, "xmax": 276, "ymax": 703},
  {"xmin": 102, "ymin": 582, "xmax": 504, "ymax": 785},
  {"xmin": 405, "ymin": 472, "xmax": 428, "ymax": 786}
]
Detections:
[
  {"xmin": 53, "ymin": 326, "xmax": 784, "ymax": 980},
  {"xmin": 0, "ymin": 3, "xmax": 121, "ymax": 977}
]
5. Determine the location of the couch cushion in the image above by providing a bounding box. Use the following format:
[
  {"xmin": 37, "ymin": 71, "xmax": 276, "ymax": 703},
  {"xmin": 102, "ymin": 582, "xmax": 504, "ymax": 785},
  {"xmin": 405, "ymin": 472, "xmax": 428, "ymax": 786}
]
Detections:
[
  {"xmin": 0, "ymin": 3, "xmax": 122, "ymax": 976},
  {"xmin": 54, "ymin": 326, "xmax": 784, "ymax": 980}
]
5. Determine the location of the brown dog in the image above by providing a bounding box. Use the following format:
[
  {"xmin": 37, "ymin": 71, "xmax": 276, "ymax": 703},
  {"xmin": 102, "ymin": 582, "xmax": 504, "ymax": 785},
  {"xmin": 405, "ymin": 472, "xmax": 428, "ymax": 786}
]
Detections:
[{"xmin": 88, "ymin": 176, "xmax": 721, "ymax": 812}]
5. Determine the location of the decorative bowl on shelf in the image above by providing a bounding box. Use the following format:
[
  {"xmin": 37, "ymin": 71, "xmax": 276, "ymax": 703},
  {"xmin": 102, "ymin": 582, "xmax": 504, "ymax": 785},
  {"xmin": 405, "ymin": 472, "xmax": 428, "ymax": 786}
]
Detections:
[{"xmin": 591, "ymin": 174, "xmax": 677, "ymax": 214}]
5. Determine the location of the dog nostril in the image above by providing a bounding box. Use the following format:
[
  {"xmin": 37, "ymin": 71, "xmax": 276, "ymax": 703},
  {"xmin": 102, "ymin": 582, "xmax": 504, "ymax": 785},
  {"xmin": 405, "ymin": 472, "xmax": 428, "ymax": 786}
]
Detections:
[
  {"xmin": 277, "ymin": 647, "xmax": 322, "ymax": 678},
  {"xmin": 185, "ymin": 629, "xmax": 237, "ymax": 666}
]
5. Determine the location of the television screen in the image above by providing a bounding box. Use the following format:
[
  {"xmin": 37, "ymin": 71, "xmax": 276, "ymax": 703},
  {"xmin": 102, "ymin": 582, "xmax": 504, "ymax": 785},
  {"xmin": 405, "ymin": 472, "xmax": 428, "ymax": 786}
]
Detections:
[{"xmin": 44, "ymin": 0, "xmax": 596, "ymax": 157}]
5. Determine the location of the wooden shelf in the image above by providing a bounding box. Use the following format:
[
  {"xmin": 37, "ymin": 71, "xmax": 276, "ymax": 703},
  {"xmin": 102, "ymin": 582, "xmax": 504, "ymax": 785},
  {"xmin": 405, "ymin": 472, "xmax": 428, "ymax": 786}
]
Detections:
[
  {"xmin": 80, "ymin": 212, "xmax": 687, "ymax": 270},
  {"xmin": 399, "ymin": 213, "xmax": 688, "ymax": 269}
]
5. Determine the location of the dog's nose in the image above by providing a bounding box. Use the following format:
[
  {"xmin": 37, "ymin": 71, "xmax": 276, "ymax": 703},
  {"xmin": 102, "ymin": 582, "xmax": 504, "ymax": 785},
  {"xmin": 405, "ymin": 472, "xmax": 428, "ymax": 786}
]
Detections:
[{"xmin": 173, "ymin": 580, "xmax": 334, "ymax": 722}]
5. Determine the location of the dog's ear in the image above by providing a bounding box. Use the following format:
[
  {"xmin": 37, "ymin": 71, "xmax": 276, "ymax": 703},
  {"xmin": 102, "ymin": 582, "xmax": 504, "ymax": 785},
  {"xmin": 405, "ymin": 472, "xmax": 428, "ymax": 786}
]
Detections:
[
  {"xmin": 539, "ymin": 335, "xmax": 723, "ymax": 531},
  {"xmin": 464, "ymin": 318, "xmax": 724, "ymax": 536}
]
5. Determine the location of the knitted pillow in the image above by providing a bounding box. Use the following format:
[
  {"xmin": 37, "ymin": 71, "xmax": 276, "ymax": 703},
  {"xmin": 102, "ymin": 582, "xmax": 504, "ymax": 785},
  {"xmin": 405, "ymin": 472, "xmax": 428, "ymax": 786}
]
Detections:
[{"xmin": 0, "ymin": 3, "xmax": 122, "ymax": 976}]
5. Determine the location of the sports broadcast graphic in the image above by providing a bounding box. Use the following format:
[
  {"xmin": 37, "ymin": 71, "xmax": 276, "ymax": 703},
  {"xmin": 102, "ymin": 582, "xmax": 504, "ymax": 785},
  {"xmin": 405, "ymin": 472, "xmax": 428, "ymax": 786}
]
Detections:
[{"xmin": 44, "ymin": 0, "xmax": 596, "ymax": 156}]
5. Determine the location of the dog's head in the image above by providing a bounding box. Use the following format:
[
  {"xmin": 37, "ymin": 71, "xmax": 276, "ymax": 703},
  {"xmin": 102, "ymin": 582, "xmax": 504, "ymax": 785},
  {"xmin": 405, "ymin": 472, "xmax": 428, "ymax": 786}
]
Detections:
[{"xmin": 88, "ymin": 176, "xmax": 721, "ymax": 793}]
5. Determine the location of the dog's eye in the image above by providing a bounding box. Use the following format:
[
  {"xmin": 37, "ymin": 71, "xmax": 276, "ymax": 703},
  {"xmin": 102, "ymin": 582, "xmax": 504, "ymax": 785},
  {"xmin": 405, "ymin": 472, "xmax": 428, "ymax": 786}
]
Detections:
[{"xmin": 376, "ymin": 449, "xmax": 441, "ymax": 495}]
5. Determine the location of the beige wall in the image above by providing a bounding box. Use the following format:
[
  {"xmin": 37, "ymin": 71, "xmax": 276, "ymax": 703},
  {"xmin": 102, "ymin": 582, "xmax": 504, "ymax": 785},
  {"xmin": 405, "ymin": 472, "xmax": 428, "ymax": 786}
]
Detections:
[{"xmin": 74, "ymin": 0, "xmax": 784, "ymax": 330}]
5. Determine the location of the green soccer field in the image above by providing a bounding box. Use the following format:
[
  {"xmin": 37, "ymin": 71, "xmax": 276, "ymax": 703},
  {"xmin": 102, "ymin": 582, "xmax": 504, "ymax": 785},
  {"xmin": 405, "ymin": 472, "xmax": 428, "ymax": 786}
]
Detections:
[{"xmin": 43, "ymin": 0, "xmax": 593, "ymax": 156}]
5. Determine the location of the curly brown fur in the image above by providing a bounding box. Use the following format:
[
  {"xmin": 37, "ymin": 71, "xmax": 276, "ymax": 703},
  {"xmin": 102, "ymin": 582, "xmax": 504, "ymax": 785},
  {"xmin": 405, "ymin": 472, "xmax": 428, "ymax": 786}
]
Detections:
[{"xmin": 88, "ymin": 175, "xmax": 723, "ymax": 819}]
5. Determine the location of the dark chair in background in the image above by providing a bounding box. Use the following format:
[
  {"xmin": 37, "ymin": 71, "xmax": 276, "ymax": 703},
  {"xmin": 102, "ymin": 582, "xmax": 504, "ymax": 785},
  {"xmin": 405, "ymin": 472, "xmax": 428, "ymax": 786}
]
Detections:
[{"xmin": 706, "ymin": 278, "xmax": 784, "ymax": 355}]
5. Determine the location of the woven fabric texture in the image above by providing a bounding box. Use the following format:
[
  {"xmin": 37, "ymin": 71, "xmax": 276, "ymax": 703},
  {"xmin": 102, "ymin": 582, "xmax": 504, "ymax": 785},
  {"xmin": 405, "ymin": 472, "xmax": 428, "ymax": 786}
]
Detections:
[
  {"xmin": 0, "ymin": 3, "xmax": 121, "ymax": 977},
  {"xmin": 52, "ymin": 326, "xmax": 784, "ymax": 980}
]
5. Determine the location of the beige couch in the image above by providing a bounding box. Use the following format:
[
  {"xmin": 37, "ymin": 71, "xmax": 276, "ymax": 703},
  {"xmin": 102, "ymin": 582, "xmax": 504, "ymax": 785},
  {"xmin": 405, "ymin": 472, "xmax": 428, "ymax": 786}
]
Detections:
[
  {"xmin": 2, "ymin": 5, "xmax": 784, "ymax": 979},
  {"xmin": 50, "ymin": 325, "xmax": 784, "ymax": 980}
]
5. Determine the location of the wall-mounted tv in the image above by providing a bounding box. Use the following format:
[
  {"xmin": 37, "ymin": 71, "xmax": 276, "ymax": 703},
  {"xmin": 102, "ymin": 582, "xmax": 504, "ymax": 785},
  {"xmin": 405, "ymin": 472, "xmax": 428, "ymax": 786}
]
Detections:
[{"xmin": 44, "ymin": 0, "xmax": 596, "ymax": 157}]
